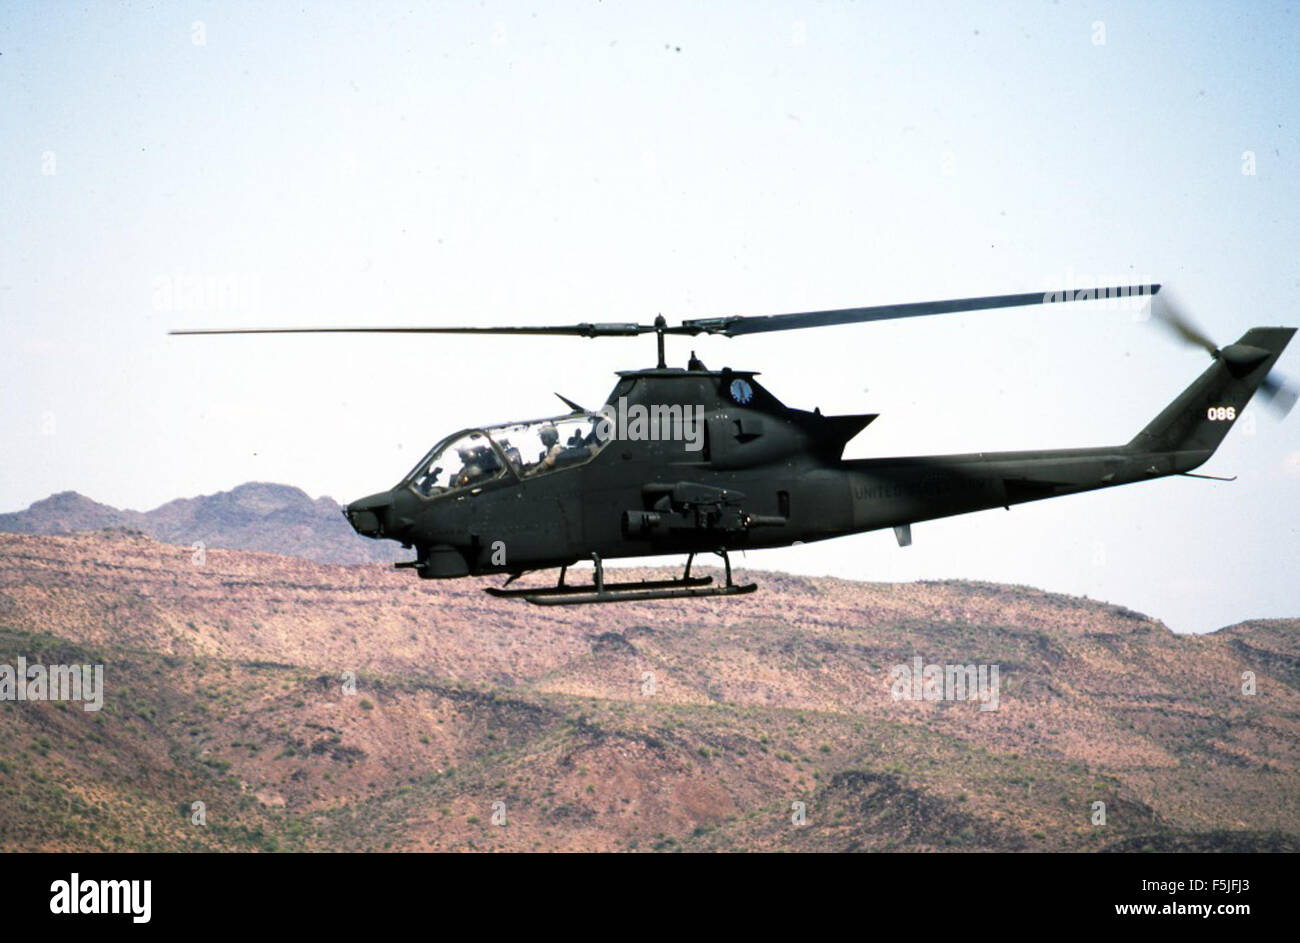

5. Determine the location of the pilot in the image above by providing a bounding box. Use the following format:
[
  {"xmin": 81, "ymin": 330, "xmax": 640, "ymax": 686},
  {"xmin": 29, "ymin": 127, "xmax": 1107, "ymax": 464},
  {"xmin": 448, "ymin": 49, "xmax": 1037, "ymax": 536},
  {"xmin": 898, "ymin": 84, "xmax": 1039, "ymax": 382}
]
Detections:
[
  {"xmin": 454, "ymin": 447, "xmax": 481, "ymax": 487},
  {"xmin": 457, "ymin": 445, "xmax": 501, "ymax": 487},
  {"xmin": 529, "ymin": 425, "xmax": 564, "ymax": 474}
]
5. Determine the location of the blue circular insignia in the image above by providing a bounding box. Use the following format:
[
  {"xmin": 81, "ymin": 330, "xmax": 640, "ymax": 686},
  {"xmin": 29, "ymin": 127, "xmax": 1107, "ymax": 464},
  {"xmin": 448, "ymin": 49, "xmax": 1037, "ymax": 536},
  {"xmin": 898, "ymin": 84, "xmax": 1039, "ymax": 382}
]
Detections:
[{"xmin": 729, "ymin": 378, "xmax": 753, "ymax": 405}]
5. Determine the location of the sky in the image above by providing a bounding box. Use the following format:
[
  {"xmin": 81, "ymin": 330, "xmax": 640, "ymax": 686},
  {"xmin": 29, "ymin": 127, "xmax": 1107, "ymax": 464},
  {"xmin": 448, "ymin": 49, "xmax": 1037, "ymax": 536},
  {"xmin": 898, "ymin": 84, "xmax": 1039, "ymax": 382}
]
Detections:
[{"xmin": 1, "ymin": 0, "xmax": 1297, "ymax": 633}]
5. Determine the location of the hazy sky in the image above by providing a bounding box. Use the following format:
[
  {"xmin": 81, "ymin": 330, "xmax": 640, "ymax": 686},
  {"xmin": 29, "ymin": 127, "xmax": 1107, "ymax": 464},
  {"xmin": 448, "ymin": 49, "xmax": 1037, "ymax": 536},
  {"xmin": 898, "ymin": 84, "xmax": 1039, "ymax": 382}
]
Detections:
[{"xmin": 2, "ymin": 1, "xmax": 1297, "ymax": 633}]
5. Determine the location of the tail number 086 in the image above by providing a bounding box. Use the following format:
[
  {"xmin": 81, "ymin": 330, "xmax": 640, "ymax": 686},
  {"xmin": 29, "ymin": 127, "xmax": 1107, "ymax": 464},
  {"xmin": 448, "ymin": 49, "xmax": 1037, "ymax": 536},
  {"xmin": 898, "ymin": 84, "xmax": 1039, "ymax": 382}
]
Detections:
[{"xmin": 1207, "ymin": 406, "xmax": 1236, "ymax": 421}]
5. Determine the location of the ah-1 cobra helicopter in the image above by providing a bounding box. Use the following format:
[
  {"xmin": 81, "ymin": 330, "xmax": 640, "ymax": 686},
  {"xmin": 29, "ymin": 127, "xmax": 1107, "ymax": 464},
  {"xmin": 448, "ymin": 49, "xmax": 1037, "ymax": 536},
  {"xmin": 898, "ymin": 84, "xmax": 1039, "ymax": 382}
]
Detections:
[{"xmin": 172, "ymin": 285, "xmax": 1295, "ymax": 605}]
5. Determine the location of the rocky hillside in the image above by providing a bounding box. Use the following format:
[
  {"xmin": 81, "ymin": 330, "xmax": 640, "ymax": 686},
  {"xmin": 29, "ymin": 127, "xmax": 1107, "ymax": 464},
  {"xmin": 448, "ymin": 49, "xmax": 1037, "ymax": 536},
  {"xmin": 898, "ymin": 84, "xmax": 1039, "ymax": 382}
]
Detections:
[
  {"xmin": 0, "ymin": 530, "xmax": 1295, "ymax": 852},
  {"xmin": 0, "ymin": 484, "xmax": 401, "ymax": 565}
]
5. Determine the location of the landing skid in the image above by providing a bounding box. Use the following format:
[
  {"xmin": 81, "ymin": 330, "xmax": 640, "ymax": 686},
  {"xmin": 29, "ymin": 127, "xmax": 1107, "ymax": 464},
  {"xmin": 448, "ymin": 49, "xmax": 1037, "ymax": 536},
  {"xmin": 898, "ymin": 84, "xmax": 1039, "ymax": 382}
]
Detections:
[{"xmin": 484, "ymin": 551, "xmax": 757, "ymax": 606}]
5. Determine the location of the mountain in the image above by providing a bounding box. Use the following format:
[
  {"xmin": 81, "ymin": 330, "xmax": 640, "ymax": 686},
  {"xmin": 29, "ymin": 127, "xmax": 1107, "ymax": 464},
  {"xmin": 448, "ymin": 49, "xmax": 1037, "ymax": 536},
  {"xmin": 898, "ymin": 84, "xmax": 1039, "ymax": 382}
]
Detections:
[
  {"xmin": 0, "ymin": 529, "xmax": 1296, "ymax": 852},
  {"xmin": 0, "ymin": 491, "xmax": 129, "ymax": 534},
  {"xmin": 0, "ymin": 483, "xmax": 401, "ymax": 565}
]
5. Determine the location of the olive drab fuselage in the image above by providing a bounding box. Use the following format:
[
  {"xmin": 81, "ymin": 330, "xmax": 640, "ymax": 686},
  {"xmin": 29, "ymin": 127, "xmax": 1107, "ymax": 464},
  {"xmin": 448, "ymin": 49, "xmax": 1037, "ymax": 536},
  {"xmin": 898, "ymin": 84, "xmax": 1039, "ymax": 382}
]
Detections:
[{"xmin": 343, "ymin": 324, "xmax": 1295, "ymax": 584}]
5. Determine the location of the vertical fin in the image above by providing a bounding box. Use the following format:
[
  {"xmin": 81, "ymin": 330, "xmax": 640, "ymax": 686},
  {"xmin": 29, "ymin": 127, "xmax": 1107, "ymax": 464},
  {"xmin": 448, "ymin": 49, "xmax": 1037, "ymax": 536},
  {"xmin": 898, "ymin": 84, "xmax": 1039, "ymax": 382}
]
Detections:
[{"xmin": 1127, "ymin": 327, "xmax": 1295, "ymax": 454}]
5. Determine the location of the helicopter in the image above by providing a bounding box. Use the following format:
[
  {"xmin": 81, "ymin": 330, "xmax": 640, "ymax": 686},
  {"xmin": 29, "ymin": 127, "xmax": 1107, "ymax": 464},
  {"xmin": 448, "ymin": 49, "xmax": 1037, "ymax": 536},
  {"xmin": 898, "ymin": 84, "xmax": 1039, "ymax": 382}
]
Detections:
[{"xmin": 172, "ymin": 284, "xmax": 1295, "ymax": 605}]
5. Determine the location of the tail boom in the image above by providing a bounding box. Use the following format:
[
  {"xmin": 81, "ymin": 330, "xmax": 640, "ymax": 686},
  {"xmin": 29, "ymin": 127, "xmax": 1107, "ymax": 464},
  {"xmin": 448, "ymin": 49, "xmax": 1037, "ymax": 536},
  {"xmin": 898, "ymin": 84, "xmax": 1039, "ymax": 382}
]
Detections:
[{"xmin": 835, "ymin": 326, "xmax": 1295, "ymax": 537}]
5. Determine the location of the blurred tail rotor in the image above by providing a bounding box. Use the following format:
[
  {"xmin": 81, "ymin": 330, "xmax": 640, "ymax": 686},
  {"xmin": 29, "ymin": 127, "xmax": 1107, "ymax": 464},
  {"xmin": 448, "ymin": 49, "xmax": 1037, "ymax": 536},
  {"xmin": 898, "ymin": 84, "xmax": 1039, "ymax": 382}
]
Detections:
[
  {"xmin": 1152, "ymin": 289, "xmax": 1297, "ymax": 419},
  {"xmin": 1259, "ymin": 373, "xmax": 1298, "ymax": 418},
  {"xmin": 1152, "ymin": 289, "xmax": 1219, "ymax": 358}
]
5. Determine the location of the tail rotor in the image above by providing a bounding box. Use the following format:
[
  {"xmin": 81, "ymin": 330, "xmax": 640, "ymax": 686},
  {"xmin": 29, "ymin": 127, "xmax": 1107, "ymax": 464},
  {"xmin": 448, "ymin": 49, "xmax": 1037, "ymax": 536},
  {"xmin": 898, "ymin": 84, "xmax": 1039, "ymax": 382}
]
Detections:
[{"xmin": 1152, "ymin": 289, "xmax": 1297, "ymax": 419}]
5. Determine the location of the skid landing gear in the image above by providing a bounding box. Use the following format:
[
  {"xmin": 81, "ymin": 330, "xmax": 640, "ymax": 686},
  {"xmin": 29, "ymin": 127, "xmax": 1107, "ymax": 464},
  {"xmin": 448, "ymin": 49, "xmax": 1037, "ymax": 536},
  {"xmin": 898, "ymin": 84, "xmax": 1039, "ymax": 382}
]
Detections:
[{"xmin": 484, "ymin": 550, "xmax": 757, "ymax": 606}]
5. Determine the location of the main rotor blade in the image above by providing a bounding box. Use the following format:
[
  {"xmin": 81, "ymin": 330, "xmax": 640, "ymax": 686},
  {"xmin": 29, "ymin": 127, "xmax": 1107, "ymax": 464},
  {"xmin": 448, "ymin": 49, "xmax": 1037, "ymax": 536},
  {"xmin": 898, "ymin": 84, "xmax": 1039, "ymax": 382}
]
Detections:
[
  {"xmin": 676, "ymin": 284, "xmax": 1161, "ymax": 337},
  {"xmin": 170, "ymin": 284, "xmax": 1161, "ymax": 340},
  {"xmin": 169, "ymin": 323, "xmax": 652, "ymax": 337}
]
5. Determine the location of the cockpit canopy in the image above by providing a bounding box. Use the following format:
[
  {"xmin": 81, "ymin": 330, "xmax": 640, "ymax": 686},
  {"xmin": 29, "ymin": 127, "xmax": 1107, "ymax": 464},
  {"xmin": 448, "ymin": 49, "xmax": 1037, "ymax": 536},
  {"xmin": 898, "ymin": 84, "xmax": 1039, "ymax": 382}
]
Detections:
[{"xmin": 402, "ymin": 413, "xmax": 609, "ymax": 497}]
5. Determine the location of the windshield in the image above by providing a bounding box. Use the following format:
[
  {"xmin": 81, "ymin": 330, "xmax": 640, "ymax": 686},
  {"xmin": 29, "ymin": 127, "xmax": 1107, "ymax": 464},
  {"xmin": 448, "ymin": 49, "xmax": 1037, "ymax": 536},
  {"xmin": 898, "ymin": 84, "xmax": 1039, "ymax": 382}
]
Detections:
[
  {"xmin": 488, "ymin": 414, "xmax": 608, "ymax": 478},
  {"xmin": 402, "ymin": 414, "xmax": 609, "ymax": 498},
  {"xmin": 405, "ymin": 430, "xmax": 508, "ymax": 497}
]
